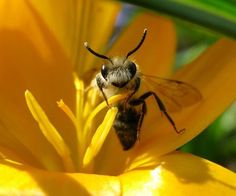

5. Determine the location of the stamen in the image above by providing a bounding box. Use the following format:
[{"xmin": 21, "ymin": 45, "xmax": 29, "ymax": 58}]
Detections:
[
  {"xmin": 74, "ymin": 73, "xmax": 84, "ymax": 121},
  {"xmin": 73, "ymin": 74, "xmax": 87, "ymax": 165},
  {"xmin": 83, "ymin": 107, "xmax": 118, "ymax": 168},
  {"xmin": 57, "ymin": 99, "xmax": 85, "ymax": 164},
  {"xmin": 57, "ymin": 100, "xmax": 78, "ymax": 129},
  {"xmin": 83, "ymin": 87, "xmax": 98, "ymax": 120},
  {"xmin": 84, "ymin": 93, "xmax": 127, "ymax": 141},
  {"xmin": 25, "ymin": 90, "xmax": 75, "ymax": 172}
]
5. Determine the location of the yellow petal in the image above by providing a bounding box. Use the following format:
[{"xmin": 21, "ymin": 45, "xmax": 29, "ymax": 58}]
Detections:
[
  {"xmin": 77, "ymin": 1, "xmax": 121, "ymax": 75},
  {"xmin": 129, "ymin": 38, "xmax": 236, "ymax": 166},
  {"xmin": 31, "ymin": 0, "xmax": 121, "ymax": 75},
  {"xmin": 29, "ymin": 0, "xmax": 78, "ymax": 63},
  {"xmin": 0, "ymin": 0, "xmax": 75, "ymax": 169},
  {"xmin": 120, "ymin": 152, "xmax": 236, "ymax": 195},
  {"xmin": 109, "ymin": 12, "xmax": 176, "ymax": 77},
  {"xmin": 0, "ymin": 160, "xmax": 120, "ymax": 196},
  {"xmin": 0, "ymin": 152, "xmax": 235, "ymax": 195}
]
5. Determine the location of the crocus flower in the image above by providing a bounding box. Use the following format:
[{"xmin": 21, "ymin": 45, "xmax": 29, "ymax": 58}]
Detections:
[{"xmin": 0, "ymin": 0, "xmax": 235, "ymax": 195}]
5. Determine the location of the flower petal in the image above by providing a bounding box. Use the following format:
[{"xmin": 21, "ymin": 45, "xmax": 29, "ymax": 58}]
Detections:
[
  {"xmin": 31, "ymin": 0, "xmax": 121, "ymax": 75},
  {"xmin": 109, "ymin": 12, "xmax": 176, "ymax": 77},
  {"xmin": 120, "ymin": 152, "xmax": 236, "ymax": 195},
  {"xmin": 77, "ymin": 1, "xmax": 121, "ymax": 75},
  {"xmin": 0, "ymin": 151, "xmax": 235, "ymax": 195},
  {"xmin": 0, "ymin": 0, "xmax": 75, "ymax": 170},
  {"xmin": 29, "ymin": 0, "xmax": 78, "ymax": 63},
  {"xmin": 0, "ymin": 160, "xmax": 120, "ymax": 195},
  {"xmin": 129, "ymin": 38, "xmax": 236, "ymax": 166}
]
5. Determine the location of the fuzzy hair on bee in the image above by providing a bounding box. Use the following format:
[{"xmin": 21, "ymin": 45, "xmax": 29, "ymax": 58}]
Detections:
[{"xmin": 94, "ymin": 57, "xmax": 141, "ymax": 99}]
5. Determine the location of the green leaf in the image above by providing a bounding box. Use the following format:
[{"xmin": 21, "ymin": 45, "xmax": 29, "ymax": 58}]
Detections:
[{"xmin": 120, "ymin": 0, "xmax": 236, "ymax": 39}]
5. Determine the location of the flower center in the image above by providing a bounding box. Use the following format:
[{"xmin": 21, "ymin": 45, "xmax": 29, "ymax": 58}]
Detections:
[{"xmin": 25, "ymin": 74, "xmax": 127, "ymax": 173}]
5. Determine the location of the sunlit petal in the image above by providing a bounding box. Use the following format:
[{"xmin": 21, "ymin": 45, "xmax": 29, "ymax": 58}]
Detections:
[
  {"xmin": 120, "ymin": 152, "xmax": 236, "ymax": 195},
  {"xmin": 0, "ymin": 151, "xmax": 235, "ymax": 195},
  {"xmin": 0, "ymin": 160, "xmax": 120, "ymax": 195}
]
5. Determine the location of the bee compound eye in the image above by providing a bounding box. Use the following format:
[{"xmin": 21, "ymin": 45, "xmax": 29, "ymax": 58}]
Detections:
[
  {"xmin": 101, "ymin": 65, "xmax": 108, "ymax": 80},
  {"xmin": 128, "ymin": 62, "xmax": 137, "ymax": 78}
]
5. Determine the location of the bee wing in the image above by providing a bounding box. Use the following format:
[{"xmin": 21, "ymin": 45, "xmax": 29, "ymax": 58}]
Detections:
[{"xmin": 140, "ymin": 74, "xmax": 202, "ymax": 112}]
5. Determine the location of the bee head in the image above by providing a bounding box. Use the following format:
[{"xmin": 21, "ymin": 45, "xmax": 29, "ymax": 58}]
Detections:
[
  {"xmin": 84, "ymin": 28, "xmax": 147, "ymax": 87},
  {"xmin": 100, "ymin": 58, "xmax": 137, "ymax": 88}
]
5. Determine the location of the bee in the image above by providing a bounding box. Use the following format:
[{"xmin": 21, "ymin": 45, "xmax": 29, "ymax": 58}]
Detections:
[{"xmin": 84, "ymin": 29, "xmax": 202, "ymax": 150}]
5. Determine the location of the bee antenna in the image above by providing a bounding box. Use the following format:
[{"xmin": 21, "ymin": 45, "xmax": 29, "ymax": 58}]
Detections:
[
  {"xmin": 84, "ymin": 42, "xmax": 113, "ymax": 64},
  {"xmin": 126, "ymin": 28, "xmax": 147, "ymax": 59}
]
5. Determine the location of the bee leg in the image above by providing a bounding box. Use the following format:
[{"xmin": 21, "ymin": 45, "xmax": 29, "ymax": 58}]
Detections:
[
  {"xmin": 101, "ymin": 88, "xmax": 110, "ymax": 108},
  {"xmin": 123, "ymin": 92, "xmax": 135, "ymax": 112},
  {"xmin": 138, "ymin": 91, "xmax": 185, "ymax": 134},
  {"xmin": 124, "ymin": 77, "xmax": 141, "ymax": 110},
  {"xmin": 137, "ymin": 101, "xmax": 147, "ymax": 141},
  {"xmin": 96, "ymin": 76, "xmax": 110, "ymax": 108},
  {"xmin": 129, "ymin": 99, "xmax": 147, "ymax": 141}
]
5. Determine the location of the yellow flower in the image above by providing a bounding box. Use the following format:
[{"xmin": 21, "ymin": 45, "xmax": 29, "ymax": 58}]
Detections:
[{"xmin": 0, "ymin": 0, "xmax": 235, "ymax": 195}]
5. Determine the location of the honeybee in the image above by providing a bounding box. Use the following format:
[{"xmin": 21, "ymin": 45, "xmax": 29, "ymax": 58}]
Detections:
[{"xmin": 84, "ymin": 29, "xmax": 202, "ymax": 150}]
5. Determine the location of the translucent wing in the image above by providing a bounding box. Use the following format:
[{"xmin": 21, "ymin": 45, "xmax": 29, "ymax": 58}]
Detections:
[{"xmin": 140, "ymin": 74, "xmax": 202, "ymax": 112}]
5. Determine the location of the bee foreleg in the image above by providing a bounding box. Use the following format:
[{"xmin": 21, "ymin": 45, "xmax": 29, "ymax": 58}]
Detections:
[
  {"xmin": 138, "ymin": 91, "xmax": 185, "ymax": 134},
  {"xmin": 124, "ymin": 77, "xmax": 141, "ymax": 110},
  {"xmin": 96, "ymin": 75, "xmax": 110, "ymax": 108}
]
